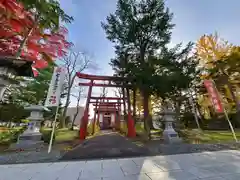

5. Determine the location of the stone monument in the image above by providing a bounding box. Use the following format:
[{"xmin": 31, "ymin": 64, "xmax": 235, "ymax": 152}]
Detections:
[
  {"xmin": 161, "ymin": 101, "xmax": 182, "ymax": 144},
  {"xmin": 10, "ymin": 105, "xmax": 49, "ymax": 150}
]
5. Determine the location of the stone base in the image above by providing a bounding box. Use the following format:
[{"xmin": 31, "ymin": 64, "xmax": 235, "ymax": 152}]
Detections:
[
  {"xmin": 9, "ymin": 132, "xmax": 45, "ymax": 151},
  {"xmin": 162, "ymin": 130, "xmax": 182, "ymax": 144}
]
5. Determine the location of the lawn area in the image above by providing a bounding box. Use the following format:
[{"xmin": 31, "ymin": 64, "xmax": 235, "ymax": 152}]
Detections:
[
  {"xmin": 134, "ymin": 124, "xmax": 240, "ymax": 144},
  {"xmin": 203, "ymin": 130, "xmax": 240, "ymax": 141},
  {"xmin": 180, "ymin": 129, "xmax": 240, "ymax": 143},
  {"xmin": 0, "ymin": 127, "xmax": 80, "ymax": 153},
  {"xmin": 0, "ymin": 127, "xmax": 25, "ymax": 145},
  {"xmin": 3, "ymin": 126, "xmax": 238, "ymax": 147},
  {"xmin": 135, "ymin": 122, "xmax": 161, "ymax": 133},
  {"xmin": 0, "ymin": 127, "xmax": 79, "ymax": 148},
  {"xmin": 55, "ymin": 128, "xmax": 78, "ymax": 142},
  {"xmin": 40, "ymin": 128, "xmax": 79, "ymax": 142}
]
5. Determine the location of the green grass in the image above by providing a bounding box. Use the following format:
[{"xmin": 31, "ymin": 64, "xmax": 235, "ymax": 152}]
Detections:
[
  {"xmin": 55, "ymin": 129, "xmax": 78, "ymax": 142},
  {"xmin": 0, "ymin": 132, "xmax": 12, "ymax": 145},
  {"xmin": 41, "ymin": 128, "xmax": 78, "ymax": 142},
  {"xmin": 203, "ymin": 130, "xmax": 240, "ymax": 142},
  {"xmin": 135, "ymin": 122, "xmax": 144, "ymax": 133},
  {"xmin": 0, "ymin": 127, "xmax": 25, "ymax": 145},
  {"xmin": 135, "ymin": 122, "xmax": 162, "ymax": 134},
  {"xmin": 180, "ymin": 129, "xmax": 240, "ymax": 143},
  {"xmin": 0, "ymin": 127, "xmax": 78, "ymax": 146}
]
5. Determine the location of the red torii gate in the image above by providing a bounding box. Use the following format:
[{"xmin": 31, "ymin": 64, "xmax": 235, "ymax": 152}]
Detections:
[
  {"xmin": 76, "ymin": 72, "xmax": 136, "ymax": 140},
  {"xmin": 90, "ymin": 97, "xmax": 124, "ymax": 134}
]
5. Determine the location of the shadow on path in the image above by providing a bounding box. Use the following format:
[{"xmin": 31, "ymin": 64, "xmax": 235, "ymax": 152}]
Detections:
[{"xmin": 60, "ymin": 132, "xmax": 150, "ymax": 161}]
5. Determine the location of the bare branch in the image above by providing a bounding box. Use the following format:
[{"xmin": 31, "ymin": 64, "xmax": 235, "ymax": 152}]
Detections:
[
  {"xmin": 71, "ymin": 86, "xmax": 84, "ymax": 128},
  {"xmin": 60, "ymin": 49, "xmax": 97, "ymax": 127},
  {"xmin": 113, "ymin": 88, "xmax": 122, "ymax": 98}
]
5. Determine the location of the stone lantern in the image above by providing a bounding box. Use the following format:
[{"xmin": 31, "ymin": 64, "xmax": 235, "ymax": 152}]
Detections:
[
  {"xmin": 0, "ymin": 56, "xmax": 33, "ymax": 103},
  {"xmin": 160, "ymin": 102, "xmax": 182, "ymax": 144},
  {"xmin": 10, "ymin": 105, "xmax": 49, "ymax": 150}
]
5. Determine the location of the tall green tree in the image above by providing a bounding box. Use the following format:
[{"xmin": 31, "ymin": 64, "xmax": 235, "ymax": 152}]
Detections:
[
  {"xmin": 102, "ymin": 0, "xmax": 174, "ymax": 130},
  {"xmin": 153, "ymin": 44, "xmax": 200, "ymax": 98}
]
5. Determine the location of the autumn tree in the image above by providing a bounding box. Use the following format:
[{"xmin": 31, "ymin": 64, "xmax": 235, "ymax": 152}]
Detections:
[
  {"xmin": 196, "ymin": 33, "xmax": 240, "ymax": 124},
  {"xmin": 0, "ymin": 0, "xmax": 73, "ymax": 74}
]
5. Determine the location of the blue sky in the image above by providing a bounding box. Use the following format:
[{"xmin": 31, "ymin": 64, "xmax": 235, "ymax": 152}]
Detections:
[
  {"xmin": 60, "ymin": 0, "xmax": 240, "ymax": 75},
  {"xmin": 59, "ymin": 0, "xmax": 240, "ymax": 107}
]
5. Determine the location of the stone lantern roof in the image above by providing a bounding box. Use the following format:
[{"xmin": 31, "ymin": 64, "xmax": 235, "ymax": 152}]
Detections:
[{"xmin": 0, "ymin": 56, "xmax": 33, "ymax": 77}]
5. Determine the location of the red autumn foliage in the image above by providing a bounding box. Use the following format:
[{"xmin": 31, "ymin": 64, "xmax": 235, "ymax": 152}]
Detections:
[{"xmin": 0, "ymin": 0, "xmax": 72, "ymax": 76}]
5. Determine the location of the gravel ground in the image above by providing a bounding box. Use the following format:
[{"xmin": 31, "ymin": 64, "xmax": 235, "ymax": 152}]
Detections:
[
  {"xmin": 0, "ymin": 149, "xmax": 61, "ymax": 165},
  {"xmin": 60, "ymin": 133, "xmax": 240, "ymax": 161},
  {"xmin": 1, "ymin": 132, "xmax": 240, "ymax": 165},
  {"xmin": 61, "ymin": 132, "xmax": 150, "ymax": 161}
]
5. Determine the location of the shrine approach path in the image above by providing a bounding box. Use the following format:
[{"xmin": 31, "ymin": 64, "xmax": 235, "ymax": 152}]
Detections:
[{"xmin": 60, "ymin": 131, "xmax": 150, "ymax": 161}]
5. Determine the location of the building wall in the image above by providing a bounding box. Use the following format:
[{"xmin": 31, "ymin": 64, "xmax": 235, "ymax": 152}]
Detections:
[{"xmin": 66, "ymin": 106, "xmax": 85, "ymax": 126}]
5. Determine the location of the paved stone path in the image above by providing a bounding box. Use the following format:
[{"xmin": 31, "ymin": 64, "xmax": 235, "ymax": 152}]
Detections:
[
  {"xmin": 61, "ymin": 132, "xmax": 150, "ymax": 161},
  {"xmin": 1, "ymin": 150, "xmax": 240, "ymax": 180}
]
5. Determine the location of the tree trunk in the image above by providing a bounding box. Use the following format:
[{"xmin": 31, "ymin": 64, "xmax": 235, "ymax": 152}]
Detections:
[
  {"xmin": 188, "ymin": 92, "xmax": 201, "ymax": 129},
  {"xmin": 133, "ymin": 88, "xmax": 136, "ymax": 122},
  {"xmin": 122, "ymin": 87, "xmax": 127, "ymax": 120},
  {"xmin": 15, "ymin": 27, "xmax": 34, "ymax": 58},
  {"xmin": 226, "ymin": 81, "xmax": 240, "ymax": 126},
  {"xmin": 61, "ymin": 94, "xmax": 70, "ymax": 128},
  {"xmin": 148, "ymin": 96, "xmax": 155, "ymax": 129},
  {"xmin": 70, "ymin": 112, "xmax": 78, "ymax": 130},
  {"xmin": 70, "ymin": 118, "xmax": 76, "ymax": 130},
  {"xmin": 219, "ymin": 70, "xmax": 240, "ymax": 126},
  {"xmin": 126, "ymin": 87, "xmax": 131, "ymax": 112},
  {"xmin": 142, "ymin": 90, "xmax": 153, "ymax": 131}
]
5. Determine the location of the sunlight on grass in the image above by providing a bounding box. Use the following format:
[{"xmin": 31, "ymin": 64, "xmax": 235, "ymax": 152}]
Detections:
[
  {"xmin": 55, "ymin": 129, "xmax": 78, "ymax": 142},
  {"xmin": 135, "ymin": 123, "xmax": 144, "ymax": 133},
  {"xmin": 40, "ymin": 128, "xmax": 78, "ymax": 142},
  {"xmin": 203, "ymin": 130, "xmax": 240, "ymax": 142},
  {"xmin": 180, "ymin": 129, "xmax": 240, "ymax": 143}
]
